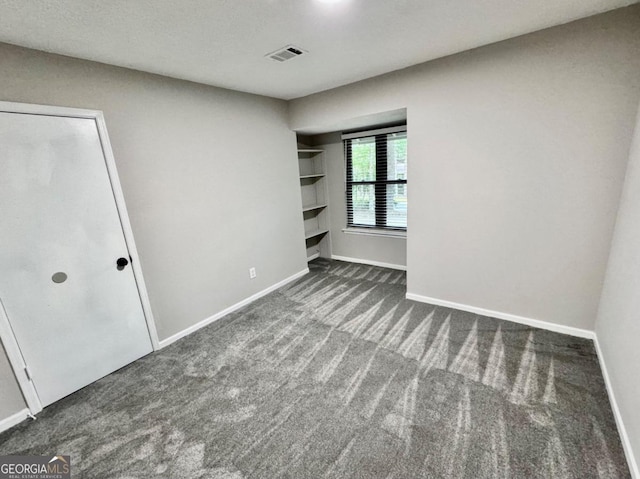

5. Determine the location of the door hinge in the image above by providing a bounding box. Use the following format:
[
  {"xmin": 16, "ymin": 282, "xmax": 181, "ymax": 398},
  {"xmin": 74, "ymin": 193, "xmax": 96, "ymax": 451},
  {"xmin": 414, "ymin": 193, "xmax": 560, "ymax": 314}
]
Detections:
[{"xmin": 24, "ymin": 366, "xmax": 33, "ymax": 381}]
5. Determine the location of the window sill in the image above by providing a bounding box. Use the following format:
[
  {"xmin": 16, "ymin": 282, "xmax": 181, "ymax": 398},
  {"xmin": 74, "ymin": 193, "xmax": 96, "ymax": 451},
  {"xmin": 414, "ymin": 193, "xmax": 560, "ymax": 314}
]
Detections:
[{"xmin": 342, "ymin": 227, "xmax": 407, "ymax": 239}]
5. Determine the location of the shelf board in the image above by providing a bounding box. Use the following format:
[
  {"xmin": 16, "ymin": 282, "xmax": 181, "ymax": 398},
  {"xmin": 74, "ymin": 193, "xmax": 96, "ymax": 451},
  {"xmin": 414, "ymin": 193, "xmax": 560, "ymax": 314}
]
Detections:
[
  {"xmin": 300, "ymin": 174, "xmax": 325, "ymax": 179},
  {"xmin": 302, "ymin": 204, "xmax": 328, "ymax": 212},
  {"xmin": 305, "ymin": 228, "xmax": 329, "ymax": 240},
  {"xmin": 298, "ymin": 148, "xmax": 324, "ymax": 153}
]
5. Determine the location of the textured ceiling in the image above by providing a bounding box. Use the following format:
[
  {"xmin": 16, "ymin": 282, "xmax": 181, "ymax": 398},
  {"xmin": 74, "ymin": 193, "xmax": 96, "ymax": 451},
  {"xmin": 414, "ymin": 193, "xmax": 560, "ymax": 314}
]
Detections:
[{"xmin": 0, "ymin": 0, "xmax": 636, "ymax": 100}]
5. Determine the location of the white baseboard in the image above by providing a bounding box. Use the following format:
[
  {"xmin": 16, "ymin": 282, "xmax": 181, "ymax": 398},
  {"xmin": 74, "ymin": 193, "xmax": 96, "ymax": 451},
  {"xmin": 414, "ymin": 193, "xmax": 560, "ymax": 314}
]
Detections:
[
  {"xmin": 0, "ymin": 408, "xmax": 31, "ymax": 434},
  {"xmin": 593, "ymin": 336, "xmax": 639, "ymax": 478},
  {"xmin": 331, "ymin": 255, "xmax": 406, "ymax": 271},
  {"xmin": 159, "ymin": 268, "xmax": 309, "ymax": 348},
  {"xmin": 405, "ymin": 292, "xmax": 595, "ymax": 339}
]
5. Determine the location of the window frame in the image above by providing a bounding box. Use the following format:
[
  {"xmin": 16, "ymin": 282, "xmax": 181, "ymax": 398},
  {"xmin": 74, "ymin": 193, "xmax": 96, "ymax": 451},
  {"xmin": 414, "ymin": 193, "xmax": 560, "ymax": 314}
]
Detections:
[{"xmin": 343, "ymin": 126, "xmax": 407, "ymax": 231}]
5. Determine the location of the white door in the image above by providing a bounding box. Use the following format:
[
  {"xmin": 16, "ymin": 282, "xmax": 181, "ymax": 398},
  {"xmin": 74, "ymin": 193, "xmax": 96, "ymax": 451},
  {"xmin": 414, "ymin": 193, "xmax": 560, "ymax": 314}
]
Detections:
[{"xmin": 0, "ymin": 110, "xmax": 153, "ymax": 407}]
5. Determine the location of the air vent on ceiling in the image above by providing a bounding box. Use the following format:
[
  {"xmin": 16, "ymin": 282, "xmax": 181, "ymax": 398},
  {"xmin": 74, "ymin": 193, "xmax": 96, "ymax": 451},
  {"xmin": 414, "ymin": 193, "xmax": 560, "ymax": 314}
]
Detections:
[{"xmin": 266, "ymin": 45, "xmax": 307, "ymax": 62}]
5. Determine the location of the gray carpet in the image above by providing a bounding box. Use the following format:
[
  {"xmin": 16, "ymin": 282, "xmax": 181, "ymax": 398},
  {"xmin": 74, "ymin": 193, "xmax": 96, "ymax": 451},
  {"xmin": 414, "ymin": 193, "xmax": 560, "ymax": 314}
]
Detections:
[{"xmin": 0, "ymin": 258, "xmax": 629, "ymax": 478}]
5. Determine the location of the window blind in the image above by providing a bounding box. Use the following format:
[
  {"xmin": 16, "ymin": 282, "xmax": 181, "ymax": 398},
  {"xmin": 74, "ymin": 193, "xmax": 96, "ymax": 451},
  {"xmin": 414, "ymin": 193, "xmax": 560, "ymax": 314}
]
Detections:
[{"xmin": 344, "ymin": 126, "xmax": 407, "ymax": 230}]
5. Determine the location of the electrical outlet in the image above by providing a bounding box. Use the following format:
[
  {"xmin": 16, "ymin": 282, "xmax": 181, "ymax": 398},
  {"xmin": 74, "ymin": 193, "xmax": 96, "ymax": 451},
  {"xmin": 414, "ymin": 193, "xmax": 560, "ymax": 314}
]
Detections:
[{"xmin": 249, "ymin": 267, "xmax": 257, "ymax": 279}]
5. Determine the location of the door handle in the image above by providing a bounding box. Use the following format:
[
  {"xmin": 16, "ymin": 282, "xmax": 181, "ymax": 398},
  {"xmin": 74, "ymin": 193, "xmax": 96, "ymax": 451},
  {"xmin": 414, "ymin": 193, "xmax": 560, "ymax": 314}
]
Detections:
[{"xmin": 116, "ymin": 257, "xmax": 129, "ymax": 270}]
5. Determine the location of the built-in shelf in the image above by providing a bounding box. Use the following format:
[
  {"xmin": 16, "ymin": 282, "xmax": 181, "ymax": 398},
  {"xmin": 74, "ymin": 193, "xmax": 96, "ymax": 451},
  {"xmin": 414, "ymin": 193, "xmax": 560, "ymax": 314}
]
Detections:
[
  {"xmin": 297, "ymin": 148, "xmax": 324, "ymax": 153},
  {"xmin": 304, "ymin": 228, "xmax": 329, "ymax": 240},
  {"xmin": 302, "ymin": 204, "xmax": 328, "ymax": 212},
  {"xmin": 299, "ymin": 174, "xmax": 325, "ymax": 179},
  {"xmin": 298, "ymin": 143, "xmax": 330, "ymax": 262}
]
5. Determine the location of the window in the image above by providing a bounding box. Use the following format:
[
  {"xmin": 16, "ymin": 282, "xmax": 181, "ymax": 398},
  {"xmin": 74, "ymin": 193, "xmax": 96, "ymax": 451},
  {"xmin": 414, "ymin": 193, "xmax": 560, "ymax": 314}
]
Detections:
[{"xmin": 344, "ymin": 126, "xmax": 407, "ymax": 230}]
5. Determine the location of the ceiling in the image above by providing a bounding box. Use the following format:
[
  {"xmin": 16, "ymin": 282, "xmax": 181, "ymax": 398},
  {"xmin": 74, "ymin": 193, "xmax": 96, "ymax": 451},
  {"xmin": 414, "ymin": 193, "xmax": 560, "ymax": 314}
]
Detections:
[{"xmin": 0, "ymin": 0, "xmax": 635, "ymax": 100}]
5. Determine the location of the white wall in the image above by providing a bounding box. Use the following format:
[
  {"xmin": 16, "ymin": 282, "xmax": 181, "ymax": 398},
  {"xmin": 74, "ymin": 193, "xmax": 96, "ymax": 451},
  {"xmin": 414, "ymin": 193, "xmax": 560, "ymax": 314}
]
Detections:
[
  {"xmin": 310, "ymin": 133, "xmax": 407, "ymax": 268},
  {"xmin": 290, "ymin": 6, "xmax": 640, "ymax": 331},
  {"xmin": 0, "ymin": 42, "xmax": 307, "ymax": 419},
  {"xmin": 595, "ymin": 101, "xmax": 640, "ymax": 476}
]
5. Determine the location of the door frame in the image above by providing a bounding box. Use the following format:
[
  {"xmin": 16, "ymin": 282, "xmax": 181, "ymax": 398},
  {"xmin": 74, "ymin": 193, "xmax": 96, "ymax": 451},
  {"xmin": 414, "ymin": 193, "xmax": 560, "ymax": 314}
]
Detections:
[{"xmin": 0, "ymin": 101, "xmax": 160, "ymax": 416}]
